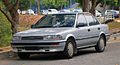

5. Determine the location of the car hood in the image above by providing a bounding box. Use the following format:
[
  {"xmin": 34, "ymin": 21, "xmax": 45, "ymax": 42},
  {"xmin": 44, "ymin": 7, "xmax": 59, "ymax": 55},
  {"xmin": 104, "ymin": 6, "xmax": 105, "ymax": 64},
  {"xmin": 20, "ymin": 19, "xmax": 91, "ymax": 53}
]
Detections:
[{"xmin": 14, "ymin": 28, "xmax": 73, "ymax": 36}]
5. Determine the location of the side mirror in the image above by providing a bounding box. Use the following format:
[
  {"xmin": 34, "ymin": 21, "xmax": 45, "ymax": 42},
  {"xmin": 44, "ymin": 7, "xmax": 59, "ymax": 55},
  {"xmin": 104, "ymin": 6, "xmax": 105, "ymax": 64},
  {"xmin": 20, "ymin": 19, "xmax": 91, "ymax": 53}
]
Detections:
[
  {"xmin": 76, "ymin": 23, "xmax": 85, "ymax": 28},
  {"xmin": 31, "ymin": 24, "xmax": 35, "ymax": 28}
]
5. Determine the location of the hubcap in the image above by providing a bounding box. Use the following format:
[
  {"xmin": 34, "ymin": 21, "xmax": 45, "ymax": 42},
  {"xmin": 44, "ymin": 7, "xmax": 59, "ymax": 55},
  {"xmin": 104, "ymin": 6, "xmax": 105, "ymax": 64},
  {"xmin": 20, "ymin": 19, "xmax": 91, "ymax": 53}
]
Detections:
[
  {"xmin": 99, "ymin": 38, "xmax": 105, "ymax": 50},
  {"xmin": 68, "ymin": 42, "xmax": 74, "ymax": 56}
]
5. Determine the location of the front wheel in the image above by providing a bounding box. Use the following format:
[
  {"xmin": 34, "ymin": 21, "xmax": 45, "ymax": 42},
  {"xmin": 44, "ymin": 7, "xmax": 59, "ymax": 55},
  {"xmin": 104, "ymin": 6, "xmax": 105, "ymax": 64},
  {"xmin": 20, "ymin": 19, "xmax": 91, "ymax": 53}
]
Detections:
[
  {"xmin": 95, "ymin": 36, "xmax": 106, "ymax": 52},
  {"xmin": 63, "ymin": 39, "xmax": 75, "ymax": 58},
  {"xmin": 18, "ymin": 53, "xmax": 30, "ymax": 59}
]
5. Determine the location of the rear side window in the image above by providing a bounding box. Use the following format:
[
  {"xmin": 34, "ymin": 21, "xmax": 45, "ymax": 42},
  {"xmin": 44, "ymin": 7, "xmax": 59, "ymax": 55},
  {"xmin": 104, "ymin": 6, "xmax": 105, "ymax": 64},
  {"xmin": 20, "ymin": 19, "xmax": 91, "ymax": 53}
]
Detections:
[
  {"xmin": 93, "ymin": 17, "xmax": 100, "ymax": 25},
  {"xmin": 77, "ymin": 14, "xmax": 87, "ymax": 27},
  {"xmin": 85, "ymin": 14, "xmax": 99, "ymax": 26}
]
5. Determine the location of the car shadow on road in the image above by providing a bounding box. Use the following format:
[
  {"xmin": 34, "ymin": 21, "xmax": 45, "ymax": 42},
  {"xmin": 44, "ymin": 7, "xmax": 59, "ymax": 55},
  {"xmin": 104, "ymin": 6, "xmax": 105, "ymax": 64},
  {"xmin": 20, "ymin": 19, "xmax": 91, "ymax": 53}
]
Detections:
[
  {"xmin": 16, "ymin": 48, "xmax": 97, "ymax": 61},
  {"xmin": 75, "ymin": 49, "xmax": 97, "ymax": 56}
]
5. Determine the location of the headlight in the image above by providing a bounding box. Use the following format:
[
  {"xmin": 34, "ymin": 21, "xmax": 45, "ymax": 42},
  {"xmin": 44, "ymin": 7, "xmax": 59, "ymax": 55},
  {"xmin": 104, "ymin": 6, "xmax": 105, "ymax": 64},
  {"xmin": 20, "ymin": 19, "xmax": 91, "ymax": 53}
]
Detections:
[
  {"xmin": 43, "ymin": 35, "xmax": 63, "ymax": 40},
  {"xmin": 12, "ymin": 36, "xmax": 21, "ymax": 41}
]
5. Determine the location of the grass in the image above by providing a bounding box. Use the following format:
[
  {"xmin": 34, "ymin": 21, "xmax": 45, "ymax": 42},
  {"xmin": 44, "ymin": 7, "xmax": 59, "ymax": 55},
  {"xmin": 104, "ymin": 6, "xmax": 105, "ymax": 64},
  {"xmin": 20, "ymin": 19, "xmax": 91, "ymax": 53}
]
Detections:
[
  {"xmin": 18, "ymin": 15, "xmax": 43, "ymax": 32},
  {"xmin": 115, "ymin": 18, "xmax": 120, "ymax": 20},
  {"xmin": 107, "ymin": 22, "xmax": 120, "ymax": 31}
]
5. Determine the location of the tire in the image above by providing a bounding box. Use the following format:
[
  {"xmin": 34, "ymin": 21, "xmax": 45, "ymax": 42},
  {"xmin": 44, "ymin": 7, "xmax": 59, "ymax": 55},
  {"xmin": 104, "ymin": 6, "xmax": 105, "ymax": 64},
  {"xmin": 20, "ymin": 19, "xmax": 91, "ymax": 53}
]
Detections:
[
  {"xmin": 95, "ymin": 36, "xmax": 106, "ymax": 52},
  {"xmin": 63, "ymin": 39, "xmax": 75, "ymax": 58},
  {"xmin": 18, "ymin": 53, "xmax": 30, "ymax": 59}
]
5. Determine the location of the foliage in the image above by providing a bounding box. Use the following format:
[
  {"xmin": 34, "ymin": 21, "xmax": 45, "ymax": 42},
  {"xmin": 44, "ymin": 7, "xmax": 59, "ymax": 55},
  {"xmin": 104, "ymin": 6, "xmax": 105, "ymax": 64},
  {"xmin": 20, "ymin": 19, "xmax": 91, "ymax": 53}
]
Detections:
[
  {"xmin": 31, "ymin": 0, "xmax": 70, "ymax": 9},
  {"xmin": 0, "ymin": 12, "xmax": 12, "ymax": 47},
  {"xmin": 19, "ymin": 0, "xmax": 30, "ymax": 11},
  {"xmin": 0, "ymin": 1, "xmax": 12, "ymax": 47},
  {"xmin": 100, "ymin": 0, "xmax": 119, "ymax": 10},
  {"xmin": 75, "ymin": 0, "xmax": 82, "ymax": 7},
  {"xmin": 10, "ymin": 0, "xmax": 30, "ymax": 11},
  {"xmin": 107, "ymin": 22, "xmax": 120, "ymax": 31}
]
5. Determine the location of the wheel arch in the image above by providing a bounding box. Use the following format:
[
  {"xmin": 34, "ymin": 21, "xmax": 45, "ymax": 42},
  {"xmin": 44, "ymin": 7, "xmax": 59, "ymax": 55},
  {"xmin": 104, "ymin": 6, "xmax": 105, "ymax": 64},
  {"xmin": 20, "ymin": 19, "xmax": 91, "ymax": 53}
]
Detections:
[
  {"xmin": 65, "ymin": 34, "xmax": 77, "ymax": 49},
  {"xmin": 99, "ymin": 32, "xmax": 107, "ymax": 46}
]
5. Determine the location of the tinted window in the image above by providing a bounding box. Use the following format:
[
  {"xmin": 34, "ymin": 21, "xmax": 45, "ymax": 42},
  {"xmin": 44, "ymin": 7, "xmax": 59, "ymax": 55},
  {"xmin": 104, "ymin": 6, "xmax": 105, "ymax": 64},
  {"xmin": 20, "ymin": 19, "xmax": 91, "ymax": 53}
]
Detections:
[
  {"xmin": 77, "ymin": 14, "xmax": 87, "ymax": 27},
  {"xmin": 85, "ymin": 14, "xmax": 97, "ymax": 26}
]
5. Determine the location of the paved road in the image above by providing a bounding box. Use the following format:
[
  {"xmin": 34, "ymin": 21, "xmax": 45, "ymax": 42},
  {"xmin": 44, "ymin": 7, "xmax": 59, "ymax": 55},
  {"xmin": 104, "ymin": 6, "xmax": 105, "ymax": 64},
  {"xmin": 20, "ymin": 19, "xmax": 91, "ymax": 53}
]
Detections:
[{"xmin": 0, "ymin": 42, "xmax": 120, "ymax": 65}]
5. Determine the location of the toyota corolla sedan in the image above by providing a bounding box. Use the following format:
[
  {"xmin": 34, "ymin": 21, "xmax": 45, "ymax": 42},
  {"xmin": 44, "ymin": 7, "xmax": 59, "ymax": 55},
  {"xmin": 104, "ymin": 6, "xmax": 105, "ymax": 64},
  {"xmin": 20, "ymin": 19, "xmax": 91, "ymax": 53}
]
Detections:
[{"xmin": 11, "ymin": 12, "xmax": 110, "ymax": 59}]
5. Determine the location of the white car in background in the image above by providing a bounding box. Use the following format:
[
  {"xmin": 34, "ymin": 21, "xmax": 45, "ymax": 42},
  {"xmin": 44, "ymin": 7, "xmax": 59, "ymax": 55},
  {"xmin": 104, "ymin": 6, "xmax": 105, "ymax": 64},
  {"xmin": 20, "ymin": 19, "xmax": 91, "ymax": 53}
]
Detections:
[
  {"xmin": 42, "ymin": 9, "xmax": 59, "ymax": 14},
  {"xmin": 61, "ymin": 9, "xmax": 71, "ymax": 13},
  {"xmin": 25, "ymin": 9, "xmax": 35, "ymax": 15},
  {"xmin": 105, "ymin": 10, "xmax": 119, "ymax": 18},
  {"xmin": 42, "ymin": 10, "xmax": 48, "ymax": 14},
  {"xmin": 71, "ymin": 9, "xmax": 101, "ymax": 17},
  {"xmin": 18, "ymin": 9, "xmax": 35, "ymax": 15},
  {"xmin": 72, "ymin": 9, "xmax": 82, "ymax": 13},
  {"xmin": 96, "ymin": 10, "xmax": 102, "ymax": 17},
  {"xmin": 17, "ymin": 9, "xmax": 21, "ymax": 14}
]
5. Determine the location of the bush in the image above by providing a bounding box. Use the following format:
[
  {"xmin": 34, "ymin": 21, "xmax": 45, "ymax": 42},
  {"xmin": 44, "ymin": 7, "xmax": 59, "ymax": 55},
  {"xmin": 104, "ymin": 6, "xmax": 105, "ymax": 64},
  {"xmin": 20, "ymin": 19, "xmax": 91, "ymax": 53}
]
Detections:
[{"xmin": 0, "ymin": 12, "xmax": 12, "ymax": 47}]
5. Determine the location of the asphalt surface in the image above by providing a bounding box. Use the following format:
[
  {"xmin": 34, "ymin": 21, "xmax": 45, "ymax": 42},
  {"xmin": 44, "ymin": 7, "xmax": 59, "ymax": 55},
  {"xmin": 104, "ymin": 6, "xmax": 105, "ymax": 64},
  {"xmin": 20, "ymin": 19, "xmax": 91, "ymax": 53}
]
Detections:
[{"xmin": 0, "ymin": 42, "xmax": 120, "ymax": 65}]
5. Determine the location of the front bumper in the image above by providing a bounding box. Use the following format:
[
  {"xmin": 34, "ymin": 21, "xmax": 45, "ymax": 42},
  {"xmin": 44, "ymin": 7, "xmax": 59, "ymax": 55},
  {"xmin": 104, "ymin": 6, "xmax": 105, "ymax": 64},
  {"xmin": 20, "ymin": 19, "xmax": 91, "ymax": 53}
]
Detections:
[
  {"xmin": 11, "ymin": 41, "xmax": 66, "ymax": 53},
  {"xmin": 106, "ymin": 34, "xmax": 110, "ymax": 41}
]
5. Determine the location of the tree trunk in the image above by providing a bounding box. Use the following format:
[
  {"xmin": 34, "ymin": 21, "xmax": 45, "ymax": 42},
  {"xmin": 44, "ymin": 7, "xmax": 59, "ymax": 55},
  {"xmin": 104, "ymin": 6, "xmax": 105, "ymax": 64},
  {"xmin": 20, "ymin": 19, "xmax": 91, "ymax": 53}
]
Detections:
[
  {"xmin": 89, "ymin": 0, "xmax": 97, "ymax": 16},
  {"xmin": 82, "ymin": 0, "xmax": 90, "ymax": 12},
  {"xmin": 96, "ymin": 0, "xmax": 102, "ymax": 7},
  {"xmin": 118, "ymin": 0, "xmax": 120, "ymax": 18},
  {"xmin": 1, "ymin": 0, "xmax": 19, "ymax": 34},
  {"xmin": 10, "ymin": 9, "xmax": 19, "ymax": 34},
  {"xmin": 37, "ymin": 0, "xmax": 40, "ymax": 14}
]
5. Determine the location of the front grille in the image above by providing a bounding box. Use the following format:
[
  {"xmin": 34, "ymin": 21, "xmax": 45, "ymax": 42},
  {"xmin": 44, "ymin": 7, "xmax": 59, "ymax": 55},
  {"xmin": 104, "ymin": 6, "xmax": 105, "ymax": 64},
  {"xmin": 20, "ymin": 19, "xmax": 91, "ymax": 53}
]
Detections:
[
  {"xmin": 25, "ymin": 47, "xmax": 41, "ymax": 50},
  {"xmin": 22, "ymin": 36, "xmax": 43, "ymax": 40},
  {"xmin": 16, "ymin": 47, "xmax": 49, "ymax": 50}
]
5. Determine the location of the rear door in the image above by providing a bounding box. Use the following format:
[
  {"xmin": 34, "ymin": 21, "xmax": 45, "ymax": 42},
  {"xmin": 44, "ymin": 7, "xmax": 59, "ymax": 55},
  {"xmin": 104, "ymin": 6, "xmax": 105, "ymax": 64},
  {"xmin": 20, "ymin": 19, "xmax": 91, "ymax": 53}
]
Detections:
[{"xmin": 84, "ymin": 14, "xmax": 100, "ymax": 45}]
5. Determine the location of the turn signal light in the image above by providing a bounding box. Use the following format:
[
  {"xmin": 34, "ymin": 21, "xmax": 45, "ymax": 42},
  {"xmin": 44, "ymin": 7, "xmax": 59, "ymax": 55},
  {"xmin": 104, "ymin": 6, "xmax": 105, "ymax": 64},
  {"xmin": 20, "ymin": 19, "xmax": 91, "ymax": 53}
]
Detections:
[{"xmin": 51, "ymin": 43, "xmax": 59, "ymax": 45}]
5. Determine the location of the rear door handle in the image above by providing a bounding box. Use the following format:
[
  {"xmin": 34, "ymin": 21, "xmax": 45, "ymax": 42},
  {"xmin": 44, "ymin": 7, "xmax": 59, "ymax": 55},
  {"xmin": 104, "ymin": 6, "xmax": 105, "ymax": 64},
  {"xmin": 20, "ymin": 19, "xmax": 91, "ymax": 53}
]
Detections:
[
  {"xmin": 88, "ymin": 29, "xmax": 90, "ymax": 32},
  {"xmin": 98, "ymin": 28, "xmax": 100, "ymax": 30}
]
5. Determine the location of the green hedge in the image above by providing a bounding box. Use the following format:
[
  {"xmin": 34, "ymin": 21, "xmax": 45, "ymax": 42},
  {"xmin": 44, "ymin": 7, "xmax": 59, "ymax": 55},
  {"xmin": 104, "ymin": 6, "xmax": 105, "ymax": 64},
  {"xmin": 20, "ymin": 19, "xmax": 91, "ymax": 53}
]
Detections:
[{"xmin": 0, "ymin": 12, "xmax": 12, "ymax": 47}]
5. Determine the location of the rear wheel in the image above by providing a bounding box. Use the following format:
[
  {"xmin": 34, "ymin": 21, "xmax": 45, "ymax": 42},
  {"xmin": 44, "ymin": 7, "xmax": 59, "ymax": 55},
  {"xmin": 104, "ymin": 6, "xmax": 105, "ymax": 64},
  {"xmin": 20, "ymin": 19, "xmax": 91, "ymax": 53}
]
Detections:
[
  {"xmin": 95, "ymin": 36, "xmax": 106, "ymax": 52},
  {"xmin": 63, "ymin": 39, "xmax": 75, "ymax": 58},
  {"xmin": 18, "ymin": 53, "xmax": 30, "ymax": 59}
]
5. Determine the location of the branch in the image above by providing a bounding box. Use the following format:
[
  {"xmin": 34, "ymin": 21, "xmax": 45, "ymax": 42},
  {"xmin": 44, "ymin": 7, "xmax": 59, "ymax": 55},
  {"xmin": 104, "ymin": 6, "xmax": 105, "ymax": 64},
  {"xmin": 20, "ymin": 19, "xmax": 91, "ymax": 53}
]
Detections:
[
  {"xmin": 96, "ymin": 0, "xmax": 103, "ymax": 7},
  {"xmin": 2, "ymin": 0, "xmax": 13, "ymax": 10},
  {"xmin": 15, "ymin": 0, "xmax": 19, "ymax": 9},
  {"xmin": 0, "ymin": 8, "xmax": 14, "ymax": 25}
]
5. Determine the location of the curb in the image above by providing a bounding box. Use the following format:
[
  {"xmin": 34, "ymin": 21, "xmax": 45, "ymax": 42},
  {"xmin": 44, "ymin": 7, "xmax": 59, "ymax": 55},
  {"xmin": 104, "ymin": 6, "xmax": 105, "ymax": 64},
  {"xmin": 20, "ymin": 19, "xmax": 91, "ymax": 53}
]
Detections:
[{"xmin": 0, "ymin": 50, "xmax": 17, "ymax": 59}]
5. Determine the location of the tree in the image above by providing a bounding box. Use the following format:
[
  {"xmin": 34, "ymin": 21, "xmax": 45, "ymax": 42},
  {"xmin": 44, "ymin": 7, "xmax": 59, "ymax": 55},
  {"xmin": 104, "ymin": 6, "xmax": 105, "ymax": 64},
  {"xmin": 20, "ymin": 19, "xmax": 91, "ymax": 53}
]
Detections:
[
  {"xmin": 0, "ymin": 0, "xmax": 19, "ymax": 34},
  {"xmin": 37, "ymin": 0, "xmax": 40, "ymax": 14},
  {"xmin": 76, "ymin": 0, "xmax": 103, "ymax": 15},
  {"xmin": 118, "ymin": 0, "xmax": 120, "ymax": 18},
  {"xmin": 82, "ymin": 0, "xmax": 90, "ymax": 12},
  {"xmin": 89, "ymin": 0, "xmax": 97, "ymax": 16},
  {"xmin": 75, "ymin": 0, "xmax": 82, "ymax": 7},
  {"xmin": 100, "ymin": 0, "xmax": 119, "ymax": 10},
  {"xmin": 19, "ymin": 0, "xmax": 30, "ymax": 11}
]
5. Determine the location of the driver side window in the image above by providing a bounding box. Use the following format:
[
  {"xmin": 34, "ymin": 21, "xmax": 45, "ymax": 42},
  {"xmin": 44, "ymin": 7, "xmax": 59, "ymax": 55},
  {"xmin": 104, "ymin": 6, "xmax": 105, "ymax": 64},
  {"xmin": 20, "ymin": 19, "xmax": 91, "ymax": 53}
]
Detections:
[{"xmin": 77, "ymin": 14, "xmax": 88, "ymax": 27}]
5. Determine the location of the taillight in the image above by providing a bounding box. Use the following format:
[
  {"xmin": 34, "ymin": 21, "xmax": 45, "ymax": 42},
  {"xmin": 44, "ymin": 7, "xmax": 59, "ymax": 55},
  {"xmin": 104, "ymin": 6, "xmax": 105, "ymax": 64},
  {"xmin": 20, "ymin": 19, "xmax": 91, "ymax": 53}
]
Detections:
[
  {"xmin": 117, "ymin": 14, "xmax": 120, "ymax": 16},
  {"xmin": 11, "ymin": 44, "xmax": 14, "ymax": 46}
]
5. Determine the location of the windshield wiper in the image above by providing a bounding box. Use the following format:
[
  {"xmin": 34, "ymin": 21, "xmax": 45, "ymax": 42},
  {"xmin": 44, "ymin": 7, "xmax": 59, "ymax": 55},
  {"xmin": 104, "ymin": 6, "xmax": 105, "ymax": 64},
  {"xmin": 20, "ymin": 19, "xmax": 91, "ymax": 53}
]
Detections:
[{"xmin": 35, "ymin": 26, "xmax": 53, "ymax": 28}]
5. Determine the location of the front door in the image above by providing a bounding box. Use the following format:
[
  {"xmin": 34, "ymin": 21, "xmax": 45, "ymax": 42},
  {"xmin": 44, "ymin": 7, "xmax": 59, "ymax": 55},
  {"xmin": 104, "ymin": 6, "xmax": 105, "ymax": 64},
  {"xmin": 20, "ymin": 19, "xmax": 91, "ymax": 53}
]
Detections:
[{"xmin": 75, "ymin": 14, "xmax": 90, "ymax": 47}]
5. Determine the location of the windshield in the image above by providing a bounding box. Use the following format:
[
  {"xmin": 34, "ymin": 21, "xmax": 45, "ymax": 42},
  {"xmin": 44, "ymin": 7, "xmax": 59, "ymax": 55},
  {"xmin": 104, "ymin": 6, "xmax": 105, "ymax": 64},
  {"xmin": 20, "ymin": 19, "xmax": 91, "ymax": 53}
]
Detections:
[{"xmin": 32, "ymin": 14, "xmax": 76, "ymax": 28}]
